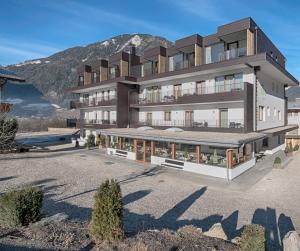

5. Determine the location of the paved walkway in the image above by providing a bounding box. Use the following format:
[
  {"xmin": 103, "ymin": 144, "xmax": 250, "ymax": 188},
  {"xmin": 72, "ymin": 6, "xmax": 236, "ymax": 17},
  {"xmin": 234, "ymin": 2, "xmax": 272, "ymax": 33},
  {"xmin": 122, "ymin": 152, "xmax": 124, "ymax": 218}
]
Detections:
[{"xmin": 0, "ymin": 144, "xmax": 299, "ymax": 250}]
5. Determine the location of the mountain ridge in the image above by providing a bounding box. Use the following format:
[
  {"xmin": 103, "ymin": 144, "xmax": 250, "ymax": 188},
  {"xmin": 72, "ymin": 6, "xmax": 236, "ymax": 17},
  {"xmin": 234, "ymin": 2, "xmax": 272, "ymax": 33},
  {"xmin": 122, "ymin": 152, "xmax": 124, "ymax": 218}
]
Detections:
[{"xmin": 5, "ymin": 34, "xmax": 173, "ymax": 111}]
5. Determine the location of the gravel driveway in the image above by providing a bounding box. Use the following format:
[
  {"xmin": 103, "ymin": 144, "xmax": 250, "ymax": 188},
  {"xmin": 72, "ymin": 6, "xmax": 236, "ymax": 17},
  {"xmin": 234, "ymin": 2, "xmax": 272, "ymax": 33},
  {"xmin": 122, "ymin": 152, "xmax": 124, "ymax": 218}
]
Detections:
[{"xmin": 1, "ymin": 144, "xmax": 299, "ymax": 250}]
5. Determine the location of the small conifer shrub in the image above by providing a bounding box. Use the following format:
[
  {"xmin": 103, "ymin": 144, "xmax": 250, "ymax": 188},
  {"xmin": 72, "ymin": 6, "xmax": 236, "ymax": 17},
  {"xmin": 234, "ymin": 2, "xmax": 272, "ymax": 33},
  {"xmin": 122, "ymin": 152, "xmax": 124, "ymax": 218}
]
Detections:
[{"xmin": 90, "ymin": 179, "xmax": 123, "ymax": 242}]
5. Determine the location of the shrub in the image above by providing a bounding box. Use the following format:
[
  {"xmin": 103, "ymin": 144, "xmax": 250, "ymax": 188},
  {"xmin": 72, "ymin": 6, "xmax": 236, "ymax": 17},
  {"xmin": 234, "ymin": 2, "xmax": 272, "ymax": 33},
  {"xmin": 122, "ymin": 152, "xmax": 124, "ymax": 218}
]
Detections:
[
  {"xmin": 0, "ymin": 186, "xmax": 43, "ymax": 227},
  {"xmin": 240, "ymin": 224, "xmax": 265, "ymax": 251},
  {"xmin": 293, "ymin": 144, "xmax": 299, "ymax": 151},
  {"xmin": 274, "ymin": 157, "xmax": 282, "ymax": 164},
  {"xmin": 0, "ymin": 117, "xmax": 18, "ymax": 152},
  {"xmin": 90, "ymin": 179, "xmax": 123, "ymax": 243},
  {"xmin": 86, "ymin": 134, "xmax": 95, "ymax": 148}
]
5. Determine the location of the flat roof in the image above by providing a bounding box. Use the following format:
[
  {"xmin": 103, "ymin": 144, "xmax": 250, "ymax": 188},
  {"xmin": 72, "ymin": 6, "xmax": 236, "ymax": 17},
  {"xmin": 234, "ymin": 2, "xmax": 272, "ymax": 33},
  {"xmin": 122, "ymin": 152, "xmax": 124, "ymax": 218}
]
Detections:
[
  {"xmin": 260, "ymin": 125, "xmax": 298, "ymax": 135},
  {"xmin": 99, "ymin": 128, "xmax": 266, "ymax": 148}
]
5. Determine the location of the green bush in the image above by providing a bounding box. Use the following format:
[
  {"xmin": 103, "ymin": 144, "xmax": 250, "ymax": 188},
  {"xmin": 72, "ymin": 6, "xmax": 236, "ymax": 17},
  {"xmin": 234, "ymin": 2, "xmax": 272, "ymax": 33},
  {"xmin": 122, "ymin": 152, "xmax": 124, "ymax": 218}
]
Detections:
[
  {"xmin": 86, "ymin": 134, "xmax": 95, "ymax": 148},
  {"xmin": 0, "ymin": 117, "xmax": 18, "ymax": 151},
  {"xmin": 240, "ymin": 224, "xmax": 265, "ymax": 251},
  {"xmin": 90, "ymin": 179, "xmax": 123, "ymax": 243},
  {"xmin": 293, "ymin": 144, "xmax": 299, "ymax": 151},
  {"xmin": 0, "ymin": 186, "xmax": 43, "ymax": 227},
  {"xmin": 274, "ymin": 157, "xmax": 282, "ymax": 164}
]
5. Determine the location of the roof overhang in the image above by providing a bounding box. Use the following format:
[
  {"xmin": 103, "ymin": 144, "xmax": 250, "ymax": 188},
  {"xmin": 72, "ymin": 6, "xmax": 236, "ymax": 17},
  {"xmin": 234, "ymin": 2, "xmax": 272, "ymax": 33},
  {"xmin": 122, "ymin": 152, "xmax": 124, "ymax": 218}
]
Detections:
[
  {"xmin": 260, "ymin": 125, "xmax": 299, "ymax": 136},
  {"xmin": 68, "ymin": 76, "xmax": 137, "ymax": 93},
  {"xmin": 137, "ymin": 53, "xmax": 298, "ymax": 86},
  {"xmin": 99, "ymin": 128, "xmax": 265, "ymax": 148}
]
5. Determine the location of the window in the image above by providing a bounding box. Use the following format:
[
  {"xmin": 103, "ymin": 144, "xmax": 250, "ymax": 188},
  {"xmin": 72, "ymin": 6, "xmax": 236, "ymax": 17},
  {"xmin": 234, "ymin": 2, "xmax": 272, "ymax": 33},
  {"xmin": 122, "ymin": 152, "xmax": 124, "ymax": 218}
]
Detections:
[
  {"xmin": 259, "ymin": 106, "xmax": 265, "ymax": 121},
  {"xmin": 164, "ymin": 111, "xmax": 171, "ymax": 121},
  {"xmin": 278, "ymin": 135, "xmax": 281, "ymax": 145},
  {"xmin": 270, "ymin": 51, "xmax": 273, "ymax": 58},
  {"xmin": 278, "ymin": 110, "xmax": 281, "ymax": 120},
  {"xmin": 276, "ymin": 56, "xmax": 278, "ymax": 62},
  {"xmin": 267, "ymin": 106, "xmax": 270, "ymax": 116},
  {"xmin": 196, "ymin": 81, "xmax": 206, "ymax": 94},
  {"xmin": 295, "ymin": 112, "xmax": 298, "ymax": 116},
  {"xmin": 262, "ymin": 138, "xmax": 269, "ymax": 147}
]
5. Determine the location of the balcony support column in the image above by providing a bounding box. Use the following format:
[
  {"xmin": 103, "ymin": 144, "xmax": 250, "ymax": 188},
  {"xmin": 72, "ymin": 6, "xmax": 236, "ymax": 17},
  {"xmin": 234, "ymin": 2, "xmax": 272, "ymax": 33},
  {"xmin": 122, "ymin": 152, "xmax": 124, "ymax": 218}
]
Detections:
[
  {"xmin": 196, "ymin": 145, "xmax": 201, "ymax": 164},
  {"xmin": 134, "ymin": 139, "xmax": 137, "ymax": 160},
  {"xmin": 227, "ymin": 149, "xmax": 233, "ymax": 169},
  {"xmin": 143, "ymin": 140, "xmax": 146, "ymax": 162},
  {"xmin": 171, "ymin": 143, "xmax": 176, "ymax": 159},
  {"xmin": 150, "ymin": 141, "xmax": 155, "ymax": 156}
]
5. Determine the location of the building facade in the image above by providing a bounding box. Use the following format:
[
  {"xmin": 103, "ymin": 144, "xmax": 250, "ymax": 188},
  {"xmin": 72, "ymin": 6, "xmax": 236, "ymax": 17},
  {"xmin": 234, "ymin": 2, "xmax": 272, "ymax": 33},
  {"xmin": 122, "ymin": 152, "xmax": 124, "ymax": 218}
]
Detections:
[{"xmin": 70, "ymin": 17, "xmax": 298, "ymax": 180}]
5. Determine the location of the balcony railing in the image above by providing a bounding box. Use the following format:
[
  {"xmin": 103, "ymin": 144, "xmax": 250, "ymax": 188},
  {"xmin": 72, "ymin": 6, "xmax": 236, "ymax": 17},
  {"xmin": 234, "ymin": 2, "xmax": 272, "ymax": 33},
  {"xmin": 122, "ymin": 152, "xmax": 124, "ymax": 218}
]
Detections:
[
  {"xmin": 80, "ymin": 119, "xmax": 116, "ymax": 125},
  {"xmin": 132, "ymin": 82, "xmax": 244, "ymax": 105},
  {"xmin": 170, "ymin": 60, "xmax": 195, "ymax": 72},
  {"xmin": 217, "ymin": 47, "xmax": 247, "ymax": 62},
  {"xmin": 134, "ymin": 119, "xmax": 244, "ymax": 129},
  {"xmin": 71, "ymin": 95, "xmax": 117, "ymax": 108}
]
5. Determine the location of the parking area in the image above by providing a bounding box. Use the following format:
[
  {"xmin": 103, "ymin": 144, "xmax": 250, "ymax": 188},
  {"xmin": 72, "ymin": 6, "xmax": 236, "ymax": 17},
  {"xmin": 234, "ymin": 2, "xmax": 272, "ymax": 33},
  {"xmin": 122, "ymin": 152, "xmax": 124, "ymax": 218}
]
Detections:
[{"xmin": 0, "ymin": 144, "xmax": 299, "ymax": 250}]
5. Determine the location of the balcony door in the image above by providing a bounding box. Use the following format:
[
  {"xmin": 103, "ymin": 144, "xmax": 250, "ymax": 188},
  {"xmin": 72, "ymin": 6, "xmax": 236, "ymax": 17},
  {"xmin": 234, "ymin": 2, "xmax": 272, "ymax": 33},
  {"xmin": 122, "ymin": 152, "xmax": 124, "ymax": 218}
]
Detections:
[
  {"xmin": 185, "ymin": 111, "xmax": 194, "ymax": 127},
  {"xmin": 174, "ymin": 84, "xmax": 182, "ymax": 99},
  {"xmin": 146, "ymin": 112, "xmax": 152, "ymax": 126},
  {"xmin": 219, "ymin": 109, "xmax": 228, "ymax": 128}
]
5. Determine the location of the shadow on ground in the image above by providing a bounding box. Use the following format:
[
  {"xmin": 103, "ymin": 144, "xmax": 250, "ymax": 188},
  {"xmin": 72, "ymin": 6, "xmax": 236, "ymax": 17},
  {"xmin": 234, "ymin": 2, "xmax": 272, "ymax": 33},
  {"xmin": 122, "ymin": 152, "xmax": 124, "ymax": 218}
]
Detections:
[{"xmin": 14, "ymin": 177, "xmax": 296, "ymax": 251}]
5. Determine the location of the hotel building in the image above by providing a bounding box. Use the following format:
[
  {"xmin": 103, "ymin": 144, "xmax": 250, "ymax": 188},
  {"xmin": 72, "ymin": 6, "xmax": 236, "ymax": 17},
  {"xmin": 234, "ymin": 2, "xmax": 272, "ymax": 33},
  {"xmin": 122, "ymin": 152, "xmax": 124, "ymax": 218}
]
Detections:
[{"xmin": 70, "ymin": 17, "xmax": 298, "ymax": 180}]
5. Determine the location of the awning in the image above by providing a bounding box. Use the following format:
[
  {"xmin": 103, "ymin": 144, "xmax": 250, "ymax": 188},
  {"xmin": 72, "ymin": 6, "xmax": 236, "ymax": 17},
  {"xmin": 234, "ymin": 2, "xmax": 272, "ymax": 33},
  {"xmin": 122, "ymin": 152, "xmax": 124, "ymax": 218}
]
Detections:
[
  {"xmin": 99, "ymin": 128, "xmax": 265, "ymax": 148},
  {"xmin": 260, "ymin": 125, "xmax": 298, "ymax": 136}
]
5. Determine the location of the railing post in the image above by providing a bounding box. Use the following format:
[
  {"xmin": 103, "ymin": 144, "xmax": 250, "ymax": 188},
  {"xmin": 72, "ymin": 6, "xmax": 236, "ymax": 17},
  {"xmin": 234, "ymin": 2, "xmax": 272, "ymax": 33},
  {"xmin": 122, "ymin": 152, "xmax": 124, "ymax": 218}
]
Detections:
[{"xmin": 196, "ymin": 145, "xmax": 201, "ymax": 164}]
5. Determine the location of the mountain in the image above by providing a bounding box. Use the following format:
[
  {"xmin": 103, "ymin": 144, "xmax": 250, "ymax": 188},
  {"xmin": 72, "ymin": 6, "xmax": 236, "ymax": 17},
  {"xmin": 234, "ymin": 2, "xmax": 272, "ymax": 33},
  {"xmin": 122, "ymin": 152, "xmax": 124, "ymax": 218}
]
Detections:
[
  {"xmin": 1, "ymin": 81, "xmax": 55, "ymax": 117},
  {"xmin": 5, "ymin": 34, "xmax": 172, "ymax": 111},
  {"xmin": 286, "ymin": 86, "xmax": 300, "ymax": 102}
]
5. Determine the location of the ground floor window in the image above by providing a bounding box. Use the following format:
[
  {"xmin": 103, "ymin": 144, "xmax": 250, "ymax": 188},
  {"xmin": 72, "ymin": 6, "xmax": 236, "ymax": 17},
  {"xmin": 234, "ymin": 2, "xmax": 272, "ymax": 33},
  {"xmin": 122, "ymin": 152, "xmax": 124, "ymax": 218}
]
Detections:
[
  {"xmin": 154, "ymin": 141, "xmax": 172, "ymax": 159},
  {"xmin": 175, "ymin": 144, "xmax": 196, "ymax": 163}
]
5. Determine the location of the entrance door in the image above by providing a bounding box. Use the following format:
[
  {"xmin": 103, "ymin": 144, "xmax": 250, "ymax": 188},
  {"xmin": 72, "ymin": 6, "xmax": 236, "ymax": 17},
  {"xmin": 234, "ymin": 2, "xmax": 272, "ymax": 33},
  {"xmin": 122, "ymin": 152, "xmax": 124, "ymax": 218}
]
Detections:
[
  {"xmin": 136, "ymin": 140, "xmax": 151, "ymax": 162},
  {"xmin": 220, "ymin": 109, "xmax": 228, "ymax": 128},
  {"xmin": 185, "ymin": 111, "xmax": 194, "ymax": 127}
]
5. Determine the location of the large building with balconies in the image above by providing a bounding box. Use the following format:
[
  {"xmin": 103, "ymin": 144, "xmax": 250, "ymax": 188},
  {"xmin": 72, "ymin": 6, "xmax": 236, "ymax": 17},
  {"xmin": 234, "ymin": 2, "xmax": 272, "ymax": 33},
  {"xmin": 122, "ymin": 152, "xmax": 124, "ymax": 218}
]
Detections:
[{"xmin": 69, "ymin": 17, "xmax": 298, "ymax": 180}]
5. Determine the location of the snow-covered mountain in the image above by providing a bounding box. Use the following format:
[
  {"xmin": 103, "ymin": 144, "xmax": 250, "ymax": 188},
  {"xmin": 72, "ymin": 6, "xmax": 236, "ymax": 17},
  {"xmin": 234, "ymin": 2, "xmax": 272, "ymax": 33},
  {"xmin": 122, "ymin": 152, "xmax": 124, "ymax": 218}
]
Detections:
[{"xmin": 6, "ymin": 34, "xmax": 172, "ymax": 112}]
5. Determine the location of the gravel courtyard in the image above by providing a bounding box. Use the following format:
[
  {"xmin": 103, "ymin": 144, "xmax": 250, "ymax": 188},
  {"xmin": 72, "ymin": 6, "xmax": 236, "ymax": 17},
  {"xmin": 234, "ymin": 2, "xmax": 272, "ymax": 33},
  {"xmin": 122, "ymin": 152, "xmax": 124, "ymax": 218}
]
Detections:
[{"xmin": 0, "ymin": 144, "xmax": 299, "ymax": 250}]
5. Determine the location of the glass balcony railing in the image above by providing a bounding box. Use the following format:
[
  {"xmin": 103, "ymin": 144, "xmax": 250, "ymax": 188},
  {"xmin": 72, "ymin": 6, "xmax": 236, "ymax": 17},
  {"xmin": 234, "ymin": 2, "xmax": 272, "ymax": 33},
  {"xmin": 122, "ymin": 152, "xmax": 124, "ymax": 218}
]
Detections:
[
  {"xmin": 217, "ymin": 47, "xmax": 247, "ymax": 62},
  {"xmin": 134, "ymin": 119, "xmax": 244, "ymax": 129},
  {"xmin": 132, "ymin": 82, "xmax": 244, "ymax": 105}
]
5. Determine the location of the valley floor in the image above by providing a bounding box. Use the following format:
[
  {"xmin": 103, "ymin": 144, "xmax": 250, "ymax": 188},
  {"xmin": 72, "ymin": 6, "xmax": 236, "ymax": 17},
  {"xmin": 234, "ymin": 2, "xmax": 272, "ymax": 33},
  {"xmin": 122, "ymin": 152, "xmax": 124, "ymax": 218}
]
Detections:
[{"xmin": 0, "ymin": 143, "xmax": 299, "ymax": 250}]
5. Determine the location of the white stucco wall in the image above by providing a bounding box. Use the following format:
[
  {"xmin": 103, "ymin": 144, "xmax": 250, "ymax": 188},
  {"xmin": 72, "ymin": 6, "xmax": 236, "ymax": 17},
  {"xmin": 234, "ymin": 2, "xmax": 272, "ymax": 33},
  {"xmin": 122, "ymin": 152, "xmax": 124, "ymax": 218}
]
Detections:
[{"xmin": 256, "ymin": 72, "xmax": 285, "ymax": 130}]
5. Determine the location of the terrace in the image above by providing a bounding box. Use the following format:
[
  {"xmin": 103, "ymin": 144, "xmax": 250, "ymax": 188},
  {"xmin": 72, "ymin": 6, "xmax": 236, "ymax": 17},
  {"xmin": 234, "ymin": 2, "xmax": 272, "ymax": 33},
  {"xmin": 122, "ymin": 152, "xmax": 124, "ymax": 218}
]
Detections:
[{"xmin": 131, "ymin": 82, "xmax": 246, "ymax": 106}]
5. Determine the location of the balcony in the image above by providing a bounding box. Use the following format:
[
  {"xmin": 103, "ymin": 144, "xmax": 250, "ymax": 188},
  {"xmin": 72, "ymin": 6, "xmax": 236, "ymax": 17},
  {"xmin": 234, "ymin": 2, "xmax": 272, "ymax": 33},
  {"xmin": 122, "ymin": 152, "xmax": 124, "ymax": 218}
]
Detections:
[
  {"xmin": 131, "ymin": 82, "xmax": 245, "ymax": 106},
  {"xmin": 71, "ymin": 95, "xmax": 117, "ymax": 109},
  {"xmin": 206, "ymin": 47, "xmax": 247, "ymax": 64},
  {"xmin": 77, "ymin": 119, "xmax": 117, "ymax": 129},
  {"xmin": 132, "ymin": 119, "xmax": 244, "ymax": 132}
]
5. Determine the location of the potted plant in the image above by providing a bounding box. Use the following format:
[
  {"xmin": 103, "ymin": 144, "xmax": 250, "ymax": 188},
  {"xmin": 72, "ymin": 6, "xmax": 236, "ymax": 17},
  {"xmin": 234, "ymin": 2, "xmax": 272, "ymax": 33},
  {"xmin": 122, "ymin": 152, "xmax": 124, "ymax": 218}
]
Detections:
[
  {"xmin": 273, "ymin": 157, "xmax": 282, "ymax": 169},
  {"xmin": 86, "ymin": 134, "xmax": 95, "ymax": 149}
]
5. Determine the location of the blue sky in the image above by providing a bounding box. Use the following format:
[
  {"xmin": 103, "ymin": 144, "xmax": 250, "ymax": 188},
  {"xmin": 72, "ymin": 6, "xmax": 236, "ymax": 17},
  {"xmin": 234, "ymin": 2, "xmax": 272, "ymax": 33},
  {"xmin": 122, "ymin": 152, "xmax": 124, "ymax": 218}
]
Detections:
[{"xmin": 1, "ymin": 0, "xmax": 300, "ymax": 78}]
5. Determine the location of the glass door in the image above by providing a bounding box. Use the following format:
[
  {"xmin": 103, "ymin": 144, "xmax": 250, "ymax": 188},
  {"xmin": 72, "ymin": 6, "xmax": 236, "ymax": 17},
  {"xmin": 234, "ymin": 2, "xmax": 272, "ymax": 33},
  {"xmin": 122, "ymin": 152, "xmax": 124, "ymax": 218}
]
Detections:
[
  {"xmin": 146, "ymin": 112, "xmax": 152, "ymax": 126},
  {"xmin": 220, "ymin": 109, "xmax": 228, "ymax": 128},
  {"xmin": 174, "ymin": 84, "xmax": 182, "ymax": 99},
  {"xmin": 185, "ymin": 111, "xmax": 194, "ymax": 127}
]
